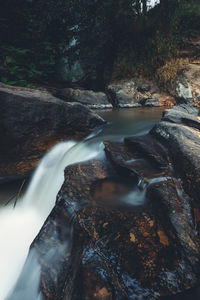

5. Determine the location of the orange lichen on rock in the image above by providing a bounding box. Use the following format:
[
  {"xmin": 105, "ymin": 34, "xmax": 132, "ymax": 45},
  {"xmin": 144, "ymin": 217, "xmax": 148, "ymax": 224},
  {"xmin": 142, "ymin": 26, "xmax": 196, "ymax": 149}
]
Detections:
[
  {"xmin": 93, "ymin": 231, "xmax": 99, "ymax": 240},
  {"xmin": 94, "ymin": 287, "xmax": 111, "ymax": 299},
  {"xmin": 149, "ymin": 220, "xmax": 154, "ymax": 228},
  {"xmin": 130, "ymin": 232, "xmax": 136, "ymax": 243},
  {"xmin": 157, "ymin": 230, "xmax": 169, "ymax": 246}
]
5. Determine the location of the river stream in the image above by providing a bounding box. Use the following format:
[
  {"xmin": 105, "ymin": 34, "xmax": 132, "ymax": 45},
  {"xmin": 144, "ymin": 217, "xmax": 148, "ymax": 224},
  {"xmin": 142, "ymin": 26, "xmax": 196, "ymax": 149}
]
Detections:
[{"xmin": 0, "ymin": 107, "xmax": 199, "ymax": 299}]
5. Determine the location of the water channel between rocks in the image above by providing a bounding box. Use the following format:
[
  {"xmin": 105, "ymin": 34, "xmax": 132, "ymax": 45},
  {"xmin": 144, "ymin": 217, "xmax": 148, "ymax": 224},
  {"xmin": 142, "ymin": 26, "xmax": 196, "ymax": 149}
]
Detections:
[{"xmin": 0, "ymin": 107, "xmax": 199, "ymax": 299}]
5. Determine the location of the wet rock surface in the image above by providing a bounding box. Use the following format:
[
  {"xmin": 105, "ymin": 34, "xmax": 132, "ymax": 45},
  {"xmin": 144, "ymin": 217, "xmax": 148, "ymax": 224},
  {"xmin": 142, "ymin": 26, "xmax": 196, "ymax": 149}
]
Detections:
[
  {"xmin": 140, "ymin": 98, "xmax": 161, "ymax": 107},
  {"xmin": 167, "ymin": 75, "xmax": 193, "ymax": 100},
  {"xmin": 107, "ymin": 79, "xmax": 175, "ymax": 109},
  {"xmin": 52, "ymin": 87, "xmax": 112, "ymax": 109},
  {"xmin": 15, "ymin": 100, "xmax": 200, "ymax": 299},
  {"xmin": 0, "ymin": 83, "xmax": 105, "ymax": 183},
  {"xmin": 151, "ymin": 121, "xmax": 200, "ymax": 203}
]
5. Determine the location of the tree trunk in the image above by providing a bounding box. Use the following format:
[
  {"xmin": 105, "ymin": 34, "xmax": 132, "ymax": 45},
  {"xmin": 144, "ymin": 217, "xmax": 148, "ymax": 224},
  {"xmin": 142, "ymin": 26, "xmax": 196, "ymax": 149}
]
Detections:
[
  {"xmin": 160, "ymin": 0, "xmax": 169, "ymax": 26},
  {"xmin": 136, "ymin": 0, "xmax": 141, "ymax": 16},
  {"xmin": 142, "ymin": 0, "xmax": 147, "ymax": 28}
]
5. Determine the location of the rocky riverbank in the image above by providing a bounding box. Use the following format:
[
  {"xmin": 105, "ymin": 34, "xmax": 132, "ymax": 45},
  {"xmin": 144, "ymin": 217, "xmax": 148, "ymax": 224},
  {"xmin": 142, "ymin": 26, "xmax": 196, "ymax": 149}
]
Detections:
[
  {"xmin": 51, "ymin": 38, "xmax": 200, "ymax": 111},
  {"xmin": 49, "ymin": 65, "xmax": 200, "ymax": 110},
  {"xmin": 14, "ymin": 98, "xmax": 200, "ymax": 299},
  {"xmin": 0, "ymin": 78, "xmax": 176, "ymax": 183},
  {"xmin": 51, "ymin": 79, "xmax": 175, "ymax": 109}
]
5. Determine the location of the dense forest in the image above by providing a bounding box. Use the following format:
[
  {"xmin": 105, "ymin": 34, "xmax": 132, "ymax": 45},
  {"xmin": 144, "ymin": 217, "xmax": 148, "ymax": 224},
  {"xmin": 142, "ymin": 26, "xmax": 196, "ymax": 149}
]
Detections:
[{"xmin": 0, "ymin": 0, "xmax": 199, "ymax": 90}]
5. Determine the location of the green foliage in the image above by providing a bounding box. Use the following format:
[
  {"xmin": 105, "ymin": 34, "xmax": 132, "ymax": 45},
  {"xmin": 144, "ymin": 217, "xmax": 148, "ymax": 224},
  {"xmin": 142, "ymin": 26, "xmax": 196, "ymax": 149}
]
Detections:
[
  {"xmin": 0, "ymin": 43, "xmax": 57, "ymax": 87},
  {"xmin": 67, "ymin": 0, "xmax": 138, "ymax": 89},
  {"xmin": 0, "ymin": 0, "xmax": 71, "ymax": 87},
  {"xmin": 155, "ymin": 58, "xmax": 187, "ymax": 86},
  {"xmin": 112, "ymin": 0, "xmax": 200, "ymax": 87},
  {"xmin": 0, "ymin": 0, "xmax": 199, "ymax": 89},
  {"xmin": 171, "ymin": 0, "xmax": 200, "ymax": 39}
]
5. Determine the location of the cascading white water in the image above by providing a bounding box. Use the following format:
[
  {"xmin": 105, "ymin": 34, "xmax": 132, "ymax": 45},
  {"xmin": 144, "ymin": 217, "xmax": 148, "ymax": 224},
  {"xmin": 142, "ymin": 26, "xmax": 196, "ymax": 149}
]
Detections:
[
  {"xmin": 122, "ymin": 186, "xmax": 147, "ymax": 206},
  {"xmin": 0, "ymin": 140, "xmax": 103, "ymax": 300},
  {"xmin": 0, "ymin": 108, "xmax": 164, "ymax": 299}
]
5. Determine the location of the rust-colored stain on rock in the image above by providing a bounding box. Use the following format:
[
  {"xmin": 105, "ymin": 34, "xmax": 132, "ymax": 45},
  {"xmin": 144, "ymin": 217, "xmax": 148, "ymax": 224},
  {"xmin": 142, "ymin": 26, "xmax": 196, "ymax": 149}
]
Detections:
[
  {"xmin": 94, "ymin": 287, "xmax": 112, "ymax": 299},
  {"xmin": 157, "ymin": 230, "xmax": 169, "ymax": 246},
  {"xmin": 130, "ymin": 232, "xmax": 136, "ymax": 243}
]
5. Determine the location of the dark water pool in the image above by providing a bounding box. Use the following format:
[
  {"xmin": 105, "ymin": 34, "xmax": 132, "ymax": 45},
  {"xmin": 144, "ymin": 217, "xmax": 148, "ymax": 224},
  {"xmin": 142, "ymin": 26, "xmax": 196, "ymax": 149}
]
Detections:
[{"xmin": 98, "ymin": 107, "xmax": 164, "ymax": 141}]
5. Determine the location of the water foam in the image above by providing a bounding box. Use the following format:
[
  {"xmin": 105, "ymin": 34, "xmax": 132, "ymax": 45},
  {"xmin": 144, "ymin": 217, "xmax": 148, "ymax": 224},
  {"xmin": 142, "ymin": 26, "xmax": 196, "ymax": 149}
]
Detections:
[{"xmin": 0, "ymin": 140, "xmax": 102, "ymax": 299}]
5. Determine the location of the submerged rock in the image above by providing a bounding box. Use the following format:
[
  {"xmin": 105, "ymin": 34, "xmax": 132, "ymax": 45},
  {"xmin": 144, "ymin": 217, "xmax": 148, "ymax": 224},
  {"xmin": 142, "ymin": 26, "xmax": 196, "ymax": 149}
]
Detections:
[{"xmin": 0, "ymin": 83, "xmax": 105, "ymax": 183}]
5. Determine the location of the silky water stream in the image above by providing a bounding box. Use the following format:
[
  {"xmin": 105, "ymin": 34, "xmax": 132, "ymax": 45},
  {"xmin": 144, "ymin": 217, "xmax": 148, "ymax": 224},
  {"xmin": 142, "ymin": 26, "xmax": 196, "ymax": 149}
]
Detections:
[{"xmin": 1, "ymin": 108, "xmax": 199, "ymax": 299}]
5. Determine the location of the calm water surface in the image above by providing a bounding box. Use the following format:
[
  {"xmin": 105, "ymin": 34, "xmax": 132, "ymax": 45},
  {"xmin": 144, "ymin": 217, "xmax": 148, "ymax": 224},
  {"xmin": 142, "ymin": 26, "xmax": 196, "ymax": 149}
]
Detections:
[{"xmin": 98, "ymin": 107, "xmax": 164, "ymax": 141}]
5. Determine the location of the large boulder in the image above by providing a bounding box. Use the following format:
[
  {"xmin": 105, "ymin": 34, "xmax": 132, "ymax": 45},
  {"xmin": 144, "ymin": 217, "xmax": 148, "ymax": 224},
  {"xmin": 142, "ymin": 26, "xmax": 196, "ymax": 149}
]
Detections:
[
  {"xmin": 151, "ymin": 104, "xmax": 200, "ymax": 203},
  {"xmin": 107, "ymin": 79, "xmax": 175, "ymax": 108},
  {"xmin": 52, "ymin": 88, "xmax": 112, "ymax": 109},
  {"xmin": 107, "ymin": 80, "xmax": 141, "ymax": 108},
  {"xmin": 167, "ymin": 63, "xmax": 200, "ymax": 102},
  {"xmin": 167, "ymin": 75, "xmax": 193, "ymax": 100},
  {"xmin": 0, "ymin": 84, "xmax": 105, "ymax": 182}
]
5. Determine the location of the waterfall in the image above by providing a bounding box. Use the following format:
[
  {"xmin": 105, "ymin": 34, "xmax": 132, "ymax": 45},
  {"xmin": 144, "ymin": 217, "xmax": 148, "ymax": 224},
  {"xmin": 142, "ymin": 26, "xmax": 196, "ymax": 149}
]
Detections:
[
  {"xmin": 0, "ymin": 108, "xmax": 163, "ymax": 299},
  {"xmin": 0, "ymin": 140, "xmax": 103, "ymax": 300}
]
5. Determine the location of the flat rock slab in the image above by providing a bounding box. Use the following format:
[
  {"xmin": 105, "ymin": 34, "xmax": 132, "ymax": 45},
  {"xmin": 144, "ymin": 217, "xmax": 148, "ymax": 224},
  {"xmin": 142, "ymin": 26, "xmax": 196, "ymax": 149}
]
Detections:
[
  {"xmin": 124, "ymin": 134, "xmax": 169, "ymax": 168},
  {"xmin": 162, "ymin": 108, "xmax": 200, "ymax": 130},
  {"xmin": 52, "ymin": 87, "xmax": 112, "ymax": 109}
]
